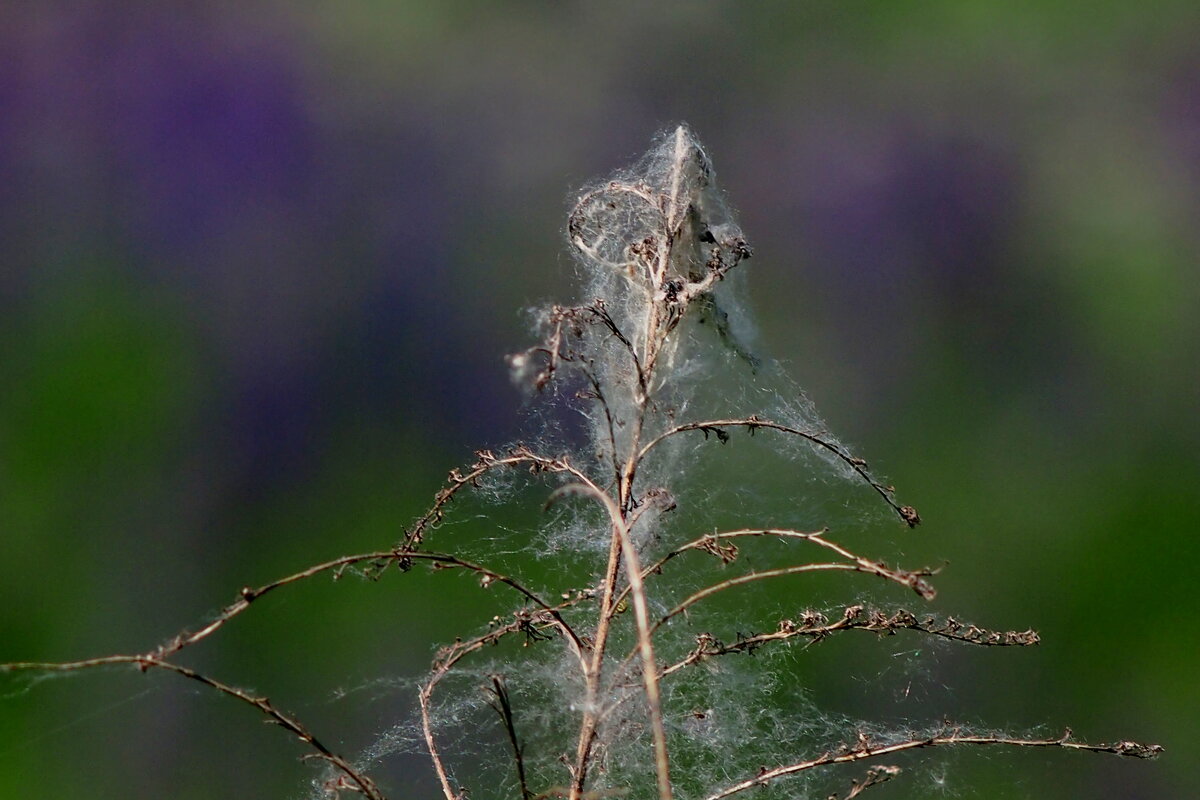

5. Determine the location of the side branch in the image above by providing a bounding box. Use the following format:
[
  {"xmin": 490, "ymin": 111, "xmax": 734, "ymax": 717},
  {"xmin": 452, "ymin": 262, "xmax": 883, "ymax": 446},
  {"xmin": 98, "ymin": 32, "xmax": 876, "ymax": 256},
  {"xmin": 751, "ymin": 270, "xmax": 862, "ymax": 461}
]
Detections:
[
  {"xmin": 420, "ymin": 605, "xmax": 574, "ymax": 800},
  {"xmin": 829, "ymin": 765, "xmax": 902, "ymax": 800},
  {"xmin": 402, "ymin": 446, "xmax": 595, "ymax": 552},
  {"xmin": 653, "ymin": 564, "xmax": 911, "ymax": 633},
  {"xmin": 2, "ymin": 655, "xmax": 383, "ymax": 799},
  {"xmin": 486, "ymin": 675, "xmax": 532, "ymax": 800},
  {"xmin": 145, "ymin": 548, "xmax": 584, "ymax": 667},
  {"xmin": 587, "ymin": 301, "xmax": 648, "ymax": 399},
  {"xmin": 706, "ymin": 728, "xmax": 1163, "ymax": 800},
  {"xmin": 630, "ymin": 529, "xmax": 937, "ymax": 606},
  {"xmin": 663, "ymin": 605, "xmax": 1040, "ymax": 676},
  {"xmin": 636, "ymin": 419, "xmax": 920, "ymax": 527}
]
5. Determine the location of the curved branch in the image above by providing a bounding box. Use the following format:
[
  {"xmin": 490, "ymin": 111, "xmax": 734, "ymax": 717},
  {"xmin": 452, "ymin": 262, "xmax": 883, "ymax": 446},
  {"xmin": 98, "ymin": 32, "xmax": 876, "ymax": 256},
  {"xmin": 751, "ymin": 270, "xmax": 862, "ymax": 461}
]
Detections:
[
  {"xmin": 705, "ymin": 728, "xmax": 1163, "ymax": 800},
  {"xmin": 420, "ymin": 613, "xmax": 553, "ymax": 800},
  {"xmin": 834, "ymin": 765, "xmax": 902, "ymax": 800},
  {"xmin": 417, "ymin": 587, "xmax": 596, "ymax": 800},
  {"xmin": 662, "ymin": 605, "xmax": 1040, "ymax": 676},
  {"xmin": 142, "ymin": 548, "xmax": 584, "ymax": 669},
  {"xmin": 636, "ymin": 418, "xmax": 920, "ymax": 527},
  {"xmin": 624, "ymin": 529, "xmax": 936, "ymax": 612},
  {"xmin": 568, "ymin": 181, "xmax": 664, "ymax": 287},
  {"xmin": 654, "ymin": 563, "xmax": 870, "ymax": 632},
  {"xmin": 403, "ymin": 446, "xmax": 597, "ymax": 552},
  {"xmin": 622, "ymin": 529, "xmax": 938, "ymax": 637},
  {"xmin": 2, "ymin": 655, "xmax": 383, "ymax": 799},
  {"xmin": 586, "ymin": 301, "xmax": 648, "ymax": 399}
]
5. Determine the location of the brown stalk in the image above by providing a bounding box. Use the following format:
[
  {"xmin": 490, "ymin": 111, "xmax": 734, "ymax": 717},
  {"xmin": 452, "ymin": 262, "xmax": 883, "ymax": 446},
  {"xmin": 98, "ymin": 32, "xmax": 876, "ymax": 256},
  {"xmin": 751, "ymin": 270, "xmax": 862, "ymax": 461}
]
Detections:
[
  {"xmin": 705, "ymin": 728, "xmax": 1162, "ymax": 800},
  {"xmin": 653, "ymin": 561, "xmax": 932, "ymax": 635},
  {"xmin": 662, "ymin": 605, "xmax": 1040, "ymax": 676},
  {"xmin": 2, "ymin": 655, "xmax": 382, "ymax": 799},
  {"xmin": 616, "ymin": 528, "xmax": 936, "ymax": 615},
  {"xmin": 8, "ymin": 127, "xmax": 1161, "ymax": 800},
  {"xmin": 635, "ymin": 419, "xmax": 920, "ymax": 527},
  {"xmin": 418, "ymin": 593, "xmax": 585, "ymax": 800},
  {"xmin": 402, "ymin": 446, "xmax": 598, "ymax": 553},
  {"xmin": 146, "ymin": 547, "xmax": 584, "ymax": 668},
  {"xmin": 568, "ymin": 131, "xmax": 718, "ymax": 800},
  {"xmin": 486, "ymin": 675, "xmax": 532, "ymax": 800},
  {"xmin": 554, "ymin": 482, "xmax": 673, "ymax": 800},
  {"xmin": 829, "ymin": 765, "xmax": 902, "ymax": 800}
]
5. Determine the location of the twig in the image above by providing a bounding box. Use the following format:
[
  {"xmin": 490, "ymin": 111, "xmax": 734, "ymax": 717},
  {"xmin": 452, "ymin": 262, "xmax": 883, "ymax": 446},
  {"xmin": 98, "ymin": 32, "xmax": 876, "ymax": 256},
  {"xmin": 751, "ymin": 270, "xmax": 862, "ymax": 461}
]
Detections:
[
  {"xmin": 486, "ymin": 675, "xmax": 532, "ymax": 800},
  {"xmin": 653, "ymin": 562, "xmax": 930, "ymax": 634},
  {"xmin": 1, "ymin": 655, "xmax": 383, "ymax": 799},
  {"xmin": 705, "ymin": 728, "xmax": 1163, "ymax": 800},
  {"xmin": 402, "ymin": 446, "xmax": 598, "ymax": 552},
  {"xmin": 579, "ymin": 363, "xmax": 621, "ymax": 486},
  {"xmin": 421, "ymin": 607, "xmax": 572, "ymax": 800},
  {"xmin": 622, "ymin": 529, "xmax": 936, "ymax": 613},
  {"xmin": 587, "ymin": 301, "xmax": 648, "ymax": 399},
  {"xmin": 2, "ymin": 547, "xmax": 592, "ymax": 800},
  {"xmin": 146, "ymin": 548, "xmax": 584, "ymax": 670},
  {"xmin": 662, "ymin": 605, "xmax": 1040, "ymax": 676},
  {"xmin": 829, "ymin": 765, "xmax": 901, "ymax": 800},
  {"xmin": 636, "ymin": 419, "xmax": 920, "ymax": 527}
]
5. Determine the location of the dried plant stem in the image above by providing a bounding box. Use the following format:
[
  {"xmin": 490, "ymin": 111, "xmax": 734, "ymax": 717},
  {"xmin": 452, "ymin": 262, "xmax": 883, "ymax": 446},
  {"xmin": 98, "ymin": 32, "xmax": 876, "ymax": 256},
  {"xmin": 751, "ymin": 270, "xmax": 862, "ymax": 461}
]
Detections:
[
  {"xmin": 830, "ymin": 765, "xmax": 902, "ymax": 800},
  {"xmin": 705, "ymin": 729, "xmax": 1163, "ymax": 800},
  {"xmin": 487, "ymin": 675, "xmax": 532, "ymax": 800},
  {"xmin": 2, "ymin": 546, "xmax": 590, "ymax": 800},
  {"xmin": 606, "ymin": 502, "xmax": 673, "ymax": 800},
  {"xmin": 662, "ymin": 605, "xmax": 1040, "ymax": 676},
  {"xmin": 570, "ymin": 519, "xmax": 625, "ymax": 797},
  {"xmin": 655, "ymin": 562, "xmax": 925, "ymax": 632},
  {"xmin": 557, "ymin": 482, "xmax": 673, "ymax": 800},
  {"xmin": 3, "ymin": 125, "xmax": 1163, "ymax": 800},
  {"xmin": 619, "ymin": 528, "xmax": 937, "ymax": 613},
  {"xmin": 2, "ymin": 655, "xmax": 382, "ymax": 799},
  {"xmin": 636, "ymin": 419, "xmax": 920, "ymax": 526},
  {"xmin": 147, "ymin": 547, "xmax": 583, "ymax": 667},
  {"xmin": 607, "ymin": 558, "xmax": 933, "ymax": 701},
  {"xmin": 403, "ymin": 447, "xmax": 596, "ymax": 552},
  {"xmin": 421, "ymin": 604, "xmax": 576, "ymax": 800}
]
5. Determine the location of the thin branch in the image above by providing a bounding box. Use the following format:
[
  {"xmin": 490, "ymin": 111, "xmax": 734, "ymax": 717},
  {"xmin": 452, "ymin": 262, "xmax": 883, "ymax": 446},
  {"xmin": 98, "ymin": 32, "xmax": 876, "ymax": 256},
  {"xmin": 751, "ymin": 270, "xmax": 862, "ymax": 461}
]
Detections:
[
  {"xmin": 2, "ymin": 547, "xmax": 598, "ymax": 800},
  {"xmin": 587, "ymin": 301, "xmax": 648, "ymax": 399},
  {"xmin": 569, "ymin": 498, "xmax": 626, "ymax": 798},
  {"xmin": 663, "ymin": 125, "xmax": 691, "ymax": 246},
  {"xmin": 636, "ymin": 418, "xmax": 920, "ymax": 527},
  {"xmin": 662, "ymin": 605, "xmax": 1040, "ymax": 676},
  {"xmin": 605, "ymin": 564, "xmax": 895, "ymax": 718},
  {"xmin": 623, "ymin": 529, "xmax": 936, "ymax": 613},
  {"xmin": 142, "ymin": 548, "xmax": 583, "ymax": 670},
  {"xmin": 486, "ymin": 674, "xmax": 532, "ymax": 800},
  {"xmin": 605, "ymin": 532, "xmax": 940, "ymax": 699},
  {"xmin": 829, "ymin": 765, "xmax": 901, "ymax": 800},
  {"xmin": 657, "ymin": 563, "xmax": 926, "ymax": 633},
  {"xmin": 705, "ymin": 728, "xmax": 1163, "ymax": 800},
  {"xmin": 579, "ymin": 363, "xmax": 621, "ymax": 487},
  {"xmin": 568, "ymin": 181, "xmax": 663, "ymax": 286},
  {"xmin": 421, "ymin": 606, "xmax": 573, "ymax": 800},
  {"xmin": 1, "ymin": 655, "xmax": 383, "ymax": 799},
  {"xmin": 402, "ymin": 446, "xmax": 597, "ymax": 553}
]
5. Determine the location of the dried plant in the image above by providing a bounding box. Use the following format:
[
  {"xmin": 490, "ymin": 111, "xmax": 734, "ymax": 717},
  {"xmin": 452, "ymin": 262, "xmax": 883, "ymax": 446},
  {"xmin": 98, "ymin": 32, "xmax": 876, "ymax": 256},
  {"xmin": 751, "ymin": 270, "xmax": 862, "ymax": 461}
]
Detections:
[{"xmin": 1, "ymin": 126, "xmax": 1161, "ymax": 799}]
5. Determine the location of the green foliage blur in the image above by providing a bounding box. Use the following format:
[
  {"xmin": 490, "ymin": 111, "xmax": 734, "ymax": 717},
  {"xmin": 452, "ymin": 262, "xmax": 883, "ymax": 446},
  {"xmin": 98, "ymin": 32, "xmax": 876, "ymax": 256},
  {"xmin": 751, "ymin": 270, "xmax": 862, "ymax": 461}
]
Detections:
[{"xmin": 1, "ymin": 3, "xmax": 1196, "ymax": 798}]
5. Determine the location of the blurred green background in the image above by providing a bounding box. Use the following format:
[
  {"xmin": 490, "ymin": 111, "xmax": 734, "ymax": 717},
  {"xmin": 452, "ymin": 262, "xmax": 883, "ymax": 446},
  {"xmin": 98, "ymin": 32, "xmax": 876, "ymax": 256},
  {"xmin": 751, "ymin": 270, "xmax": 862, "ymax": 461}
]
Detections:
[{"xmin": 1, "ymin": 2, "xmax": 1196, "ymax": 798}]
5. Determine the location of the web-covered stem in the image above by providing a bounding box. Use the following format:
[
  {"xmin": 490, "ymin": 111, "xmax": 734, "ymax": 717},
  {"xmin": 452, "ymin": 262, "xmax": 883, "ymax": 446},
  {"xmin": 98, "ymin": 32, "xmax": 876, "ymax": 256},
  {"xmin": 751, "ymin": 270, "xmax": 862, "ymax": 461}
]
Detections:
[{"xmin": 0, "ymin": 125, "xmax": 1163, "ymax": 800}]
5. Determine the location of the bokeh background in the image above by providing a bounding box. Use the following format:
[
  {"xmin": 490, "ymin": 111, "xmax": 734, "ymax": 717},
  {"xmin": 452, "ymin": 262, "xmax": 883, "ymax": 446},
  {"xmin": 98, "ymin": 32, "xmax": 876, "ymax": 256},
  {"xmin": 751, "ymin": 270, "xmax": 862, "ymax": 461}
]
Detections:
[{"xmin": 1, "ymin": 2, "xmax": 1197, "ymax": 798}]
